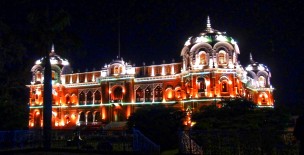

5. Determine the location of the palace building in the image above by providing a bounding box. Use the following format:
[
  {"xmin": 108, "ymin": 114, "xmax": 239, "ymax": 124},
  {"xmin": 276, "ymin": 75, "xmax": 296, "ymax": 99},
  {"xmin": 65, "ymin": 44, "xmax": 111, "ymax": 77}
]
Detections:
[{"xmin": 27, "ymin": 18, "xmax": 274, "ymax": 129}]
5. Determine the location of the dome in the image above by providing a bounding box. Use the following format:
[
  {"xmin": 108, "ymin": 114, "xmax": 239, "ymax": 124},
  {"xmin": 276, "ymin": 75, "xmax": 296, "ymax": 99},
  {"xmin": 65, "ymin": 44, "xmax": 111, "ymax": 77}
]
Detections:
[
  {"xmin": 245, "ymin": 53, "xmax": 270, "ymax": 74},
  {"xmin": 182, "ymin": 16, "xmax": 240, "ymax": 54},
  {"xmin": 34, "ymin": 45, "xmax": 70, "ymax": 67}
]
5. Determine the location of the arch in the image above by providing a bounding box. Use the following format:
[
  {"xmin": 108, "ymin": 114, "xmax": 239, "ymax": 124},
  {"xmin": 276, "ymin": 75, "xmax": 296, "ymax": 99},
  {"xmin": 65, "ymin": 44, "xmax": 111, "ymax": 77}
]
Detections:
[
  {"xmin": 79, "ymin": 111, "xmax": 85, "ymax": 125},
  {"xmin": 31, "ymin": 64, "xmax": 43, "ymax": 73},
  {"xmin": 33, "ymin": 111, "xmax": 41, "ymax": 128},
  {"xmin": 175, "ymin": 86, "xmax": 182, "ymax": 99},
  {"xmin": 94, "ymin": 90, "xmax": 101, "ymax": 104},
  {"xmin": 190, "ymin": 42, "xmax": 213, "ymax": 55},
  {"xmin": 165, "ymin": 87, "xmax": 174, "ymax": 101},
  {"xmin": 79, "ymin": 91, "xmax": 85, "ymax": 105},
  {"xmin": 136, "ymin": 87, "xmax": 144, "ymax": 102},
  {"xmin": 258, "ymin": 76, "xmax": 266, "ymax": 88},
  {"xmin": 145, "ymin": 86, "xmax": 152, "ymax": 102},
  {"xmin": 197, "ymin": 77, "xmax": 206, "ymax": 92},
  {"xmin": 213, "ymin": 42, "xmax": 234, "ymax": 54},
  {"xmin": 198, "ymin": 51, "xmax": 208, "ymax": 65},
  {"xmin": 71, "ymin": 93, "xmax": 77, "ymax": 104},
  {"xmin": 87, "ymin": 111, "xmax": 93, "ymax": 123},
  {"xmin": 218, "ymin": 50, "xmax": 227, "ymax": 64},
  {"xmin": 221, "ymin": 81, "xmax": 228, "ymax": 92},
  {"xmin": 154, "ymin": 86, "xmax": 163, "ymax": 102},
  {"xmin": 94, "ymin": 111, "xmax": 101, "ymax": 122},
  {"xmin": 65, "ymin": 94, "xmax": 71, "ymax": 104},
  {"xmin": 113, "ymin": 86, "xmax": 123, "ymax": 102},
  {"xmin": 247, "ymin": 70, "xmax": 257, "ymax": 80},
  {"xmin": 259, "ymin": 93, "xmax": 269, "ymax": 105},
  {"xmin": 86, "ymin": 91, "xmax": 93, "ymax": 104}
]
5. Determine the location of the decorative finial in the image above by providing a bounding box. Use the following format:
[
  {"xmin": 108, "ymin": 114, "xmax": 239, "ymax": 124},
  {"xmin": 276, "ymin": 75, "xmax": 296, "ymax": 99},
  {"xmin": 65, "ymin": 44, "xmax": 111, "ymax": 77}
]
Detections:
[
  {"xmin": 51, "ymin": 44, "xmax": 55, "ymax": 53},
  {"xmin": 207, "ymin": 16, "xmax": 211, "ymax": 28}
]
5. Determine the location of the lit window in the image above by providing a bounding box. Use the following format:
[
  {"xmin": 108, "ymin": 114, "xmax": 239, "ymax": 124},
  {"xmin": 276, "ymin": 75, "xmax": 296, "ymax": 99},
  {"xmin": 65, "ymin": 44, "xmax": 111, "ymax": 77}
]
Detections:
[
  {"xmin": 199, "ymin": 52, "xmax": 207, "ymax": 65},
  {"xmin": 218, "ymin": 50, "xmax": 226, "ymax": 64},
  {"xmin": 258, "ymin": 76, "xmax": 266, "ymax": 87}
]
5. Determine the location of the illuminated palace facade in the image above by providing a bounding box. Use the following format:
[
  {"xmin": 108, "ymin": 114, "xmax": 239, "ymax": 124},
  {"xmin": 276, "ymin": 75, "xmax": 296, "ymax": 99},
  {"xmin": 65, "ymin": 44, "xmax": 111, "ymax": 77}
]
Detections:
[{"xmin": 27, "ymin": 18, "xmax": 274, "ymax": 129}]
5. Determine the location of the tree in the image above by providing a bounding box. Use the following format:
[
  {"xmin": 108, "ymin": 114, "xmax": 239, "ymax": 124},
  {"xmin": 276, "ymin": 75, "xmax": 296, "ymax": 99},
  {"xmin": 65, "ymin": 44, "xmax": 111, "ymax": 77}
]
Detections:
[{"xmin": 127, "ymin": 105, "xmax": 184, "ymax": 151}]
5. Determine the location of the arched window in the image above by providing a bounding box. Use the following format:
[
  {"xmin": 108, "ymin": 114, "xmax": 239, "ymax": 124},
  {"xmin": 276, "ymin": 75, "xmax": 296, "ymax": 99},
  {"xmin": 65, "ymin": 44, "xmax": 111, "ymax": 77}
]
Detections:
[
  {"xmin": 198, "ymin": 78, "xmax": 205, "ymax": 92},
  {"xmin": 79, "ymin": 112, "xmax": 85, "ymax": 124},
  {"xmin": 95, "ymin": 112, "xmax": 101, "ymax": 122},
  {"xmin": 94, "ymin": 90, "xmax": 101, "ymax": 104},
  {"xmin": 87, "ymin": 112, "xmax": 93, "ymax": 123},
  {"xmin": 175, "ymin": 87, "xmax": 182, "ymax": 99},
  {"xmin": 114, "ymin": 66, "xmax": 119, "ymax": 74},
  {"xmin": 65, "ymin": 95, "xmax": 70, "ymax": 104},
  {"xmin": 199, "ymin": 51, "xmax": 207, "ymax": 65},
  {"xmin": 145, "ymin": 86, "xmax": 152, "ymax": 102},
  {"xmin": 218, "ymin": 50, "xmax": 226, "ymax": 64},
  {"xmin": 79, "ymin": 91, "xmax": 85, "ymax": 105},
  {"xmin": 258, "ymin": 76, "xmax": 266, "ymax": 87},
  {"xmin": 136, "ymin": 88, "xmax": 144, "ymax": 102},
  {"xmin": 221, "ymin": 81, "xmax": 228, "ymax": 92},
  {"xmin": 154, "ymin": 86, "xmax": 163, "ymax": 102},
  {"xmin": 86, "ymin": 91, "xmax": 93, "ymax": 105}
]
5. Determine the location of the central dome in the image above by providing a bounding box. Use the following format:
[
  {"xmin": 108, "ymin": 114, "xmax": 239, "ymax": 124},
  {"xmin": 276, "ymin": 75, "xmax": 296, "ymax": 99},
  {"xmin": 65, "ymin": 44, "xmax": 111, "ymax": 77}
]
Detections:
[{"xmin": 183, "ymin": 16, "xmax": 240, "ymax": 55}]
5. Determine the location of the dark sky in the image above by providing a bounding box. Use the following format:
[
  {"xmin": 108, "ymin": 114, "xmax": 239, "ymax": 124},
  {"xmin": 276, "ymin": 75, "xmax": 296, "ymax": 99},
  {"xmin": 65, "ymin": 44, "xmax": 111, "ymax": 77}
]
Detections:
[{"xmin": 1, "ymin": 0, "xmax": 303, "ymax": 105}]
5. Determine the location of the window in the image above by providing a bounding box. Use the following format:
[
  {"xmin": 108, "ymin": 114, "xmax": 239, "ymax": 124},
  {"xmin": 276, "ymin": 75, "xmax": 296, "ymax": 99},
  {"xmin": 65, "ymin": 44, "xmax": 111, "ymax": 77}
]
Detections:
[
  {"xmin": 94, "ymin": 91, "xmax": 101, "ymax": 104},
  {"xmin": 154, "ymin": 86, "xmax": 163, "ymax": 102},
  {"xmin": 218, "ymin": 50, "xmax": 226, "ymax": 64},
  {"xmin": 258, "ymin": 76, "xmax": 266, "ymax": 87},
  {"xmin": 198, "ymin": 78, "xmax": 205, "ymax": 92},
  {"xmin": 79, "ymin": 91, "xmax": 85, "ymax": 105},
  {"xmin": 221, "ymin": 81, "xmax": 228, "ymax": 92},
  {"xmin": 145, "ymin": 86, "xmax": 152, "ymax": 102},
  {"xmin": 199, "ymin": 52, "xmax": 207, "ymax": 65},
  {"xmin": 136, "ymin": 88, "xmax": 144, "ymax": 102},
  {"xmin": 87, "ymin": 91, "xmax": 93, "ymax": 104}
]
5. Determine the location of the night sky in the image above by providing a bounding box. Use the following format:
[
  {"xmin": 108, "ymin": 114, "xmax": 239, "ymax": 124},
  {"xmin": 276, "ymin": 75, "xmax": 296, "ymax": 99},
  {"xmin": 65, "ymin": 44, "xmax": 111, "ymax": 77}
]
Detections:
[{"xmin": 1, "ymin": 0, "xmax": 303, "ymax": 106}]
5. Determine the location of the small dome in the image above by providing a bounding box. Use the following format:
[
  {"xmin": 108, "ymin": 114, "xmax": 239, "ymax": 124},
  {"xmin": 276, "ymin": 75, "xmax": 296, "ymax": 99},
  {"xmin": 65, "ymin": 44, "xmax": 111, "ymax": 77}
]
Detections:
[
  {"xmin": 34, "ymin": 45, "xmax": 70, "ymax": 67},
  {"xmin": 245, "ymin": 53, "xmax": 270, "ymax": 74}
]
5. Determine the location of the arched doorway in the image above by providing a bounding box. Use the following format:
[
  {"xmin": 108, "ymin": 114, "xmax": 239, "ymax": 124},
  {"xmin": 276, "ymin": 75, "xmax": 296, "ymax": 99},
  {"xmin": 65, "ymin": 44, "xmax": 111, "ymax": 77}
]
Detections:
[{"xmin": 113, "ymin": 87, "xmax": 123, "ymax": 102}]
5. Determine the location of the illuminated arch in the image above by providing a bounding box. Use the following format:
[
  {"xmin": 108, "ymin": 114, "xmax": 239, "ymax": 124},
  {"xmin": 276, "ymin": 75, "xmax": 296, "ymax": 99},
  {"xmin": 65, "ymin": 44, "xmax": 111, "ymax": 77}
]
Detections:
[
  {"xmin": 198, "ymin": 51, "xmax": 208, "ymax": 65},
  {"xmin": 154, "ymin": 86, "xmax": 163, "ymax": 102},
  {"xmin": 258, "ymin": 76, "xmax": 266, "ymax": 88},
  {"xmin": 197, "ymin": 77, "xmax": 206, "ymax": 92},
  {"xmin": 78, "ymin": 111, "xmax": 85, "ymax": 125},
  {"xmin": 86, "ymin": 91, "xmax": 93, "ymax": 104},
  {"xmin": 65, "ymin": 94, "xmax": 71, "ymax": 104},
  {"xmin": 145, "ymin": 86, "xmax": 152, "ymax": 102},
  {"xmin": 165, "ymin": 86, "xmax": 174, "ymax": 101},
  {"xmin": 175, "ymin": 86, "xmax": 182, "ymax": 99},
  {"xmin": 218, "ymin": 50, "xmax": 227, "ymax": 64},
  {"xmin": 213, "ymin": 42, "xmax": 234, "ymax": 53},
  {"xmin": 136, "ymin": 87, "xmax": 144, "ymax": 102}
]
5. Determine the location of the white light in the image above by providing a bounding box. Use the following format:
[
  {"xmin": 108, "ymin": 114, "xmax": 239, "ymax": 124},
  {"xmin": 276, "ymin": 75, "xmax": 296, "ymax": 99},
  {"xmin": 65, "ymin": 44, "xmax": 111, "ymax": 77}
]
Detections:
[
  {"xmin": 184, "ymin": 37, "xmax": 191, "ymax": 46},
  {"xmin": 246, "ymin": 66, "xmax": 253, "ymax": 71},
  {"xmin": 216, "ymin": 35, "xmax": 227, "ymax": 42},
  {"xmin": 258, "ymin": 65, "xmax": 265, "ymax": 71},
  {"xmin": 195, "ymin": 36, "xmax": 210, "ymax": 43}
]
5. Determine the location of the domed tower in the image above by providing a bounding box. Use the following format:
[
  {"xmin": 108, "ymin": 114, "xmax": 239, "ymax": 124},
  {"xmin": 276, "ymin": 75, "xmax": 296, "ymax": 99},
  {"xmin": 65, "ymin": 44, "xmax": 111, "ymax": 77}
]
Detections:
[
  {"xmin": 245, "ymin": 53, "xmax": 274, "ymax": 106},
  {"xmin": 31, "ymin": 45, "xmax": 72, "ymax": 85},
  {"xmin": 181, "ymin": 16, "xmax": 240, "ymax": 71},
  {"xmin": 180, "ymin": 17, "xmax": 244, "ymax": 100}
]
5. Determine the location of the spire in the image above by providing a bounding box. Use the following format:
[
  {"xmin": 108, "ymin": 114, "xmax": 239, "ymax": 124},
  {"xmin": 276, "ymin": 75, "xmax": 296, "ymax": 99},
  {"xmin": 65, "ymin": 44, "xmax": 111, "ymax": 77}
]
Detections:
[
  {"xmin": 207, "ymin": 16, "xmax": 211, "ymax": 29},
  {"xmin": 250, "ymin": 53, "xmax": 255, "ymax": 63}
]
